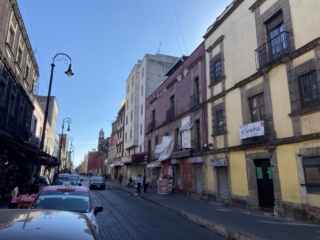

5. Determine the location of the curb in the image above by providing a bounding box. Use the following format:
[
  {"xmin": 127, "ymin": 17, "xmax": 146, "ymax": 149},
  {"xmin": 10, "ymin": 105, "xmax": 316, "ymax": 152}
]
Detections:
[{"xmin": 106, "ymin": 184, "xmax": 264, "ymax": 240}]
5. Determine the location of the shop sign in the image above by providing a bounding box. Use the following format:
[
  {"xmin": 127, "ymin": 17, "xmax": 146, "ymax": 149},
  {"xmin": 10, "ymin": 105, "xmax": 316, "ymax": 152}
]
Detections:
[
  {"xmin": 209, "ymin": 158, "xmax": 227, "ymax": 167},
  {"xmin": 188, "ymin": 157, "xmax": 203, "ymax": 163},
  {"xmin": 239, "ymin": 121, "xmax": 264, "ymax": 139},
  {"xmin": 171, "ymin": 159, "xmax": 180, "ymax": 164},
  {"xmin": 121, "ymin": 155, "xmax": 132, "ymax": 163}
]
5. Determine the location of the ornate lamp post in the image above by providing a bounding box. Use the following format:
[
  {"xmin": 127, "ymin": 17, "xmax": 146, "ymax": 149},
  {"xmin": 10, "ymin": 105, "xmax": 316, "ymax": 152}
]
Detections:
[
  {"xmin": 58, "ymin": 118, "xmax": 71, "ymax": 174},
  {"xmin": 37, "ymin": 53, "xmax": 74, "ymax": 175}
]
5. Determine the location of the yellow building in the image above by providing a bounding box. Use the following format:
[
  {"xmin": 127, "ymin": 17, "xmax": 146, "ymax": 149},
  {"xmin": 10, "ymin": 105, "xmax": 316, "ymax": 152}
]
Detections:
[{"xmin": 202, "ymin": 0, "xmax": 320, "ymax": 223}]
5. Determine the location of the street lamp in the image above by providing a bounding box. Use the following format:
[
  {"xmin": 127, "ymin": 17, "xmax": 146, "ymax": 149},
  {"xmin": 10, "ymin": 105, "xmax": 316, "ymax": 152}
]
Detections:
[
  {"xmin": 58, "ymin": 117, "xmax": 72, "ymax": 174},
  {"xmin": 37, "ymin": 53, "xmax": 74, "ymax": 175}
]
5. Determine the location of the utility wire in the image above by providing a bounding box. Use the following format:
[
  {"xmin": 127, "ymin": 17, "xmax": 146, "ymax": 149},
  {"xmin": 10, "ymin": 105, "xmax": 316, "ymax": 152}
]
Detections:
[
  {"xmin": 24, "ymin": 1, "xmax": 126, "ymax": 81},
  {"xmin": 171, "ymin": 0, "xmax": 188, "ymax": 55},
  {"xmin": 165, "ymin": 0, "xmax": 182, "ymax": 56}
]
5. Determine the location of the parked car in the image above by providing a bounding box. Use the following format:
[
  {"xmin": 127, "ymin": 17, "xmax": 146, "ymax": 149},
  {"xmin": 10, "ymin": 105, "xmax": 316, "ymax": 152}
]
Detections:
[
  {"xmin": 89, "ymin": 177, "xmax": 106, "ymax": 190},
  {"xmin": 0, "ymin": 209, "xmax": 99, "ymax": 240},
  {"xmin": 52, "ymin": 173, "xmax": 83, "ymax": 186},
  {"xmin": 30, "ymin": 184, "xmax": 103, "ymax": 232}
]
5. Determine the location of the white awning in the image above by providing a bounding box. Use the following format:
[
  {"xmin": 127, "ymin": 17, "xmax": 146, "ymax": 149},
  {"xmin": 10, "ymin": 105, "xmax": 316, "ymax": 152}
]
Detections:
[
  {"xmin": 146, "ymin": 162, "xmax": 161, "ymax": 168},
  {"xmin": 179, "ymin": 121, "xmax": 193, "ymax": 131},
  {"xmin": 110, "ymin": 160, "xmax": 124, "ymax": 167}
]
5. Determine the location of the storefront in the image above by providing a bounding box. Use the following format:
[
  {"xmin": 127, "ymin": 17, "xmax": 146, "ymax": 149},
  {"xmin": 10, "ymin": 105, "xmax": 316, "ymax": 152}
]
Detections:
[
  {"xmin": 121, "ymin": 153, "xmax": 144, "ymax": 180},
  {"xmin": 210, "ymin": 158, "xmax": 230, "ymax": 200},
  {"xmin": 188, "ymin": 157, "xmax": 204, "ymax": 194}
]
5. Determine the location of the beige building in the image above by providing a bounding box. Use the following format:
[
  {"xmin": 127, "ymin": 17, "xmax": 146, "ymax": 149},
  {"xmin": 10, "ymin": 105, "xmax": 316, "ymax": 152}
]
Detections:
[{"xmin": 200, "ymin": 0, "xmax": 320, "ymax": 223}]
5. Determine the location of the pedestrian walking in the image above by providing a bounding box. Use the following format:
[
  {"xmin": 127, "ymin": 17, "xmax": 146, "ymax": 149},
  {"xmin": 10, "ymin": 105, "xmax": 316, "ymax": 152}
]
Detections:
[
  {"xmin": 119, "ymin": 174, "xmax": 123, "ymax": 186},
  {"xmin": 136, "ymin": 174, "xmax": 143, "ymax": 194},
  {"xmin": 143, "ymin": 175, "xmax": 150, "ymax": 193}
]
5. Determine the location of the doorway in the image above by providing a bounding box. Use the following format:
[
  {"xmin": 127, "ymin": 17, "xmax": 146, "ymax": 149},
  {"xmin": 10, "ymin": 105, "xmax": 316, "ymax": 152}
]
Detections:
[{"xmin": 254, "ymin": 159, "xmax": 275, "ymax": 209}]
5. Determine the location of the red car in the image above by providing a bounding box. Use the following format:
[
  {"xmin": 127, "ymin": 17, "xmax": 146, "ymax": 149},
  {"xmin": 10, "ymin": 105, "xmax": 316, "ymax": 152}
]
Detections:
[{"xmin": 30, "ymin": 184, "xmax": 103, "ymax": 232}]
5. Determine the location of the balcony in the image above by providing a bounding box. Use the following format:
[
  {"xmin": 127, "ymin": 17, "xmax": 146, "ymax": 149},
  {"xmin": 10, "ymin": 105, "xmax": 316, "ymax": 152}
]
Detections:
[
  {"xmin": 190, "ymin": 93, "xmax": 200, "ymax": 109},
  {"xmin": 148, "ymin": 120, "xmax": 155, "ymax": 132},
  {"xmin": 117, "ymin": 138, "xmax": 123, "ymax": 144},
  {"xmin": 166, "ymin": 108, "xmax": 175, "ymax": 122},
  {"xmin": 254, "ymin": 31, "xmax": 290, "ymax": 69}
]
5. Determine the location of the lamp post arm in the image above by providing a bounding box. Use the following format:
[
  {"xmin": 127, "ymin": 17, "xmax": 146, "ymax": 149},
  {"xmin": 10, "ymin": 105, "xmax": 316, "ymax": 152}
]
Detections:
[{"xmin": 53, "ymin": 53, "xmax": 72, "ymax": 64}]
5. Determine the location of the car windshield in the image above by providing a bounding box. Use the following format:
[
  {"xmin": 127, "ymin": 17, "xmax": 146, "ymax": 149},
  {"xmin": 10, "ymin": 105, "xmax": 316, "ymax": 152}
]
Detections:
[
  {"xmin": 32, "ymin": 191, "xmax": 90, "ymax": 213},
  {"xmin": 92, "ymin": 177, "xmax": 103, "ymax": 182},
  {"xmin": 55, "ymin": 174, "xmax": 80, "ymax": 185}
]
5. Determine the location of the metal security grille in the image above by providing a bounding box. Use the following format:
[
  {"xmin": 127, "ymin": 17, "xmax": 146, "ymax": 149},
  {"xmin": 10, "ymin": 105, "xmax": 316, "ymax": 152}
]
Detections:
[
  {"xmin": 303, "ymin": 156, "xmax": 320, "ymax": 194},
  {"xmin": 288, "ymin": 59, "xmax": 320, "ymax": 113}
]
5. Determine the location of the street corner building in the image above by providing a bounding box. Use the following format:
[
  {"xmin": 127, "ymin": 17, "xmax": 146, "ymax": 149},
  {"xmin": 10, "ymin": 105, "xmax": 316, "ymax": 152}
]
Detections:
[
  {"xmin": 201, "ymin": 0, "xmax": 320, "ymax": 223},
  {"xmin": 0, "ymin": 0, "xmax": 59, "ymax": 198}
]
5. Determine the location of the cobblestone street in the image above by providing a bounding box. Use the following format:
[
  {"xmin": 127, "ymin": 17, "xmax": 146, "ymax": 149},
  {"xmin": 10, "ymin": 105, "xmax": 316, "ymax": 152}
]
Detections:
[{"xmin": 83, "ymin": 178, "xmax": 225, "ymax": 240}]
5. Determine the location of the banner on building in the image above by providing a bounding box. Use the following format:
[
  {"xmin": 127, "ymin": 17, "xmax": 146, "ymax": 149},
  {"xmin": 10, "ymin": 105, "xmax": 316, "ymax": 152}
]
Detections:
[
  {"xmin": 154, "ymin": 136, "xmax": 174, "ymax": 162},
  {"xmin": 239, "ymin": 121, "xmax": 264, "ymax": 140},
  {"xmin": 180, "ymin": 116, "xmax": 193, "ymax": 148}
]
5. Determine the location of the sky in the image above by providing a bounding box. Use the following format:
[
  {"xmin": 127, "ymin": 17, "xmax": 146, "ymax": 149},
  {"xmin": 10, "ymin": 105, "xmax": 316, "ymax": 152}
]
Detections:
[{"xmin": 17, "ymin": 0, "xmax": 231, "ymax": 168}]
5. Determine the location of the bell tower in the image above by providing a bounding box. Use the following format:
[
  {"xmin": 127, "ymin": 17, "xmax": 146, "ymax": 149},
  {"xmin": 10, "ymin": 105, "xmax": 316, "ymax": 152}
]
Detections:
[{"xmin": 98, "ymin": 129, "xmax": 104, "ymax": 145}]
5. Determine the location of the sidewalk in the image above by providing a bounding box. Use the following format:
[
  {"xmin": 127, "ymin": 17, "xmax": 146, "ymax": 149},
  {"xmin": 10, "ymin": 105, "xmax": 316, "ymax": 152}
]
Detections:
[{"xmin": 106, "ymin": 180, "xmax": 320, "ymax": 240}]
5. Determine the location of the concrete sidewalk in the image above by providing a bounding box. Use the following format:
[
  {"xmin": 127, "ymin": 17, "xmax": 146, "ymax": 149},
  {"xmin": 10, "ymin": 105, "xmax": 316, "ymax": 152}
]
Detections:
[{"xmin": 106, "ymin": 180, "xmax": 320, "ymax": 240}]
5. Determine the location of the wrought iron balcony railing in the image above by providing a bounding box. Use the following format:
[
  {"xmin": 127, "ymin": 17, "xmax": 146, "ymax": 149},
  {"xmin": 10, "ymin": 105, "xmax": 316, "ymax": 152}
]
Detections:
[
  {"xmin": 254, "ymin": 31, "xmax": 290, "ymax": 69},
  {"xmin": 148, "ymin": 120, "xmax": 155, "ymax": 132},
  {"xmin": 166, "ymin": 108, "xmax": 175, "ymax": 122},
  {"xmin": 190, "ymin": 92, "xmax": 200, "ymax": 109},
  {"xmin": 191, "ymin": 139, "xmax": 201, "ymax": 152}
]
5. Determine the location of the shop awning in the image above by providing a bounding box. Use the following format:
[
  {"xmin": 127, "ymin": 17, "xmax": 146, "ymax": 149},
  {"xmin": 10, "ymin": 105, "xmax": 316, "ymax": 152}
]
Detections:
[
  {"xmin": 121, "ymin": 153, "xmax": 145, "ymax": 164},
  {"xmin": 154, "ymin": 136, "xmax": 174, "ymax": 162},
  {"xmin": 146, "ymin": 162, "xmax": 161, "ymax": 168},
  {"xmin": 110, "ymin": 160, "xmax": 124, "ymax": 167}
]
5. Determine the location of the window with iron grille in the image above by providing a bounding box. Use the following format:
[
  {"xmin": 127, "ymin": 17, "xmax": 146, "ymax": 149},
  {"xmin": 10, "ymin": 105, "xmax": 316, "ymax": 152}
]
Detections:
[
  {"xmin": 299, "ymin": 70, "xmax": 319, "ymax": 109},
  {"xmin": 212, "ymin": 104, "xmax": 226, "ymax": 136},
  {"xmin": 303, "ymin": 156, "xmax": 320, "ymax": 194},
  {"xmin": 288, "ymin": 59, "xmax": 320, "ymax": 113},
  {"xmin": 209, "ymin": 54, "xmax": 224, "ymax": 84}
]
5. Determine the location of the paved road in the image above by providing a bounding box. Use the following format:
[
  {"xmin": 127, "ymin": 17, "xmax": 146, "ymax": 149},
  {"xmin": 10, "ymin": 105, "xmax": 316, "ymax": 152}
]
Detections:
[{"xmin": 81, "ymin": 176, "xmax": 225, "ymax": 240}]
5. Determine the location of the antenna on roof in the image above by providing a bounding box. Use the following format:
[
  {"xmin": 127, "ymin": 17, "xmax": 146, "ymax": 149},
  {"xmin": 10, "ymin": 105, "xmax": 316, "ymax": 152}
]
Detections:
[{"xmin": 156, "ymin": 41, "xmax": 162, "ymax": 55}]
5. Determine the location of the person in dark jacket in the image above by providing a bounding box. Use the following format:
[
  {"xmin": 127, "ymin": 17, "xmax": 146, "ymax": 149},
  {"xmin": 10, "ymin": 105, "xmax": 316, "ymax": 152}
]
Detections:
[{"xmin": 143, "ymin": 175, "xmax": 150, "ymax": 193}]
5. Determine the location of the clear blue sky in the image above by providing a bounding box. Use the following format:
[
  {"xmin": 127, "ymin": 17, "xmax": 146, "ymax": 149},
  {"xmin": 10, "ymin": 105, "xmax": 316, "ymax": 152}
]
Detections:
[{"xmin": 17, "ymin": 0, "xmax": 230, "ymax": 168}]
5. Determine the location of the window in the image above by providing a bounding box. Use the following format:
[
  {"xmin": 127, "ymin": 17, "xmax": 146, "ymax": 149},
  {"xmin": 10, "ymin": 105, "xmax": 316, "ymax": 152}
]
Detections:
[
  {"xmin": 18, "ymin": 101, "xmax": 25, "ymax": 124},
  {"xmin": 212, "ymin": 104, "xmax": 226, "ymax": 136},
  {"xmin": 299, "ymin": 70, "xmax": 319, "ymax": 109},
  {"xmin": 174, "ymin": 128, "xmax": 179, "ymax": 151},
  {"xmin": 127, "ymin": 84, "xmax": 129, "ymax": 93},
  {"xmin": 142, "ymin": 68, "xmax": 144, "ymax": 78},
  {"xmin": 141, "ymin": 85, "xmax": 144, "ymax": 96},
  {"xmin": 0, "ymin": 79, "xmax": 7, "ymax": 107},
  {"xmin": 215, "ymin": 60, "xmax": 221, "ymax": 79},
  {"xmin": 131, "ymin": 93, "xmax": 133, "ymax": 103},
  {"xmin": 125, "ymin": 133, "xmax": 127, "ymax": 141},
  {"xmin": 140, "ymin": 146, "xmax": 142, "ymax": 153},
  {"xmin": 209, "ymin": 54, "xmax": 223, "ymax": 84},
  {"xmin": 141, "ymin": 104, "xmax": 143, "ymax": 115},
  {"xmin": 125, "ymin": 116, "xmax": 128, "ymax": 125},
  {"xmin": 303, "ymin": 157, "xmax": 320, "ymax": 194},
  {"xmin": 17, "ymin": 48, "xmax": 23, "ymax": 66},
  {"xmin": 33, "ymin": 118, "xmax": 37, "ymax": 134},
  {"xmin": 216, "ymin": 110, "xmax": 225, "ymax": 134},
  {"xmin": 7, "ymin": 27, "xmax": 15, "ymax": 48},
  {"xmin": 266, "ymin": 11, "xmax": 286, "ymax": 56},
  {"xmin": 194, "ymin": 119, "xmax": 201, "ymax": 151},
  {"xmin": 9, "ymin": 92, "xmax": 17, "ymax": 116},
  {"xmin": 130, "ymin": 129, "xmax": 132, "ymax": 139},
  {"xmin": 249, "ymin": 93, "xmax": 265, "ymax": 122},
  {"xmin": 155, "ymin": 136, "xmax": 158, "ymax": 146},
  {"xmin": 140, "ymin": 124, "xmax": 142, "ymax": 135},
  {"xmin": 25, "ymin": 65, "xmax": 30, "ymax": 81},
  {"xmin": 130, "ymin": 110, "xmax": 132, "ymax": 120},
  {"xmin": 132, "ymin": 77, "xmax": 134, "ymax": 86}
]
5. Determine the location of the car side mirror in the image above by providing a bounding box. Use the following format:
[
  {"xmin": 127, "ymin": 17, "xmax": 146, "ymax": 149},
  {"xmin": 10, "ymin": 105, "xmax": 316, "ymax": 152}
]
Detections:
[
  {"xmin": 94, "ymin": 206, "xmax": 103, "ymax": 216},
  {"xmin": 80, "ymin": 179, "xmax": 83, "ymax": 182}
]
